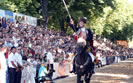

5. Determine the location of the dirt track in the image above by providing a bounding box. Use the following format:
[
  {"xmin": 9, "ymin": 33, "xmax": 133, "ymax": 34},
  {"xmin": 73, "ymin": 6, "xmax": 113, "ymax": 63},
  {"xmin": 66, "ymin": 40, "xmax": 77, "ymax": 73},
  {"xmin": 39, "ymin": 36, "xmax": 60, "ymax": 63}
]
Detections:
[{"xmin": 54, "ymin": 58, "xmax": 133, "ymax": 83}]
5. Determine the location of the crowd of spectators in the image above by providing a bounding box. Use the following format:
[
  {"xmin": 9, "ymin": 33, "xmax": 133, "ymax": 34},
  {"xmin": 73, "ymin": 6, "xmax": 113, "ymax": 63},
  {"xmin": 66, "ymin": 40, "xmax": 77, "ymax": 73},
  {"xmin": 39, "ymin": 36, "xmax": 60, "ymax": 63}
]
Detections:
[
  {"xmin": 0, "ymin": 17, "xmax": 76, "ymax": 83},
  {"xmin": 0, "ymin": 16, "xmax": 133, "ymax": 83},
  {"xmin": 94, "ymin": 38, "xmax": 133, "ymax": 58},
  {"xmin": 0, "ymin": 17, "xmax": 76, "ymax": 61}
]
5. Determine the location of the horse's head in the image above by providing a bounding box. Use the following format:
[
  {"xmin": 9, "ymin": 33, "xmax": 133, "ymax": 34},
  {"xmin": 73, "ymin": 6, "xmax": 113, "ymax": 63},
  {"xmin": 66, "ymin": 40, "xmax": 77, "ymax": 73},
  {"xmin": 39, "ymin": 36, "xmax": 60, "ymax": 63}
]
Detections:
[
  {"xmin": 76, "ymin": 37, "xmax": 86, "ymax": 54},
  {"xmin": 77, "ymin": 37, "xmax": 86, "ymax": 47}
]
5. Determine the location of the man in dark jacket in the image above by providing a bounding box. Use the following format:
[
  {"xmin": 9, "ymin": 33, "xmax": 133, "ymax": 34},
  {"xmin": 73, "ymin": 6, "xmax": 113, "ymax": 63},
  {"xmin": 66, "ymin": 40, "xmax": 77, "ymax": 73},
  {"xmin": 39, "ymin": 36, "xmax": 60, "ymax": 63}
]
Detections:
[{"xmin": 70, "ymin": 17, "xmax": 95, "ymax": 74}]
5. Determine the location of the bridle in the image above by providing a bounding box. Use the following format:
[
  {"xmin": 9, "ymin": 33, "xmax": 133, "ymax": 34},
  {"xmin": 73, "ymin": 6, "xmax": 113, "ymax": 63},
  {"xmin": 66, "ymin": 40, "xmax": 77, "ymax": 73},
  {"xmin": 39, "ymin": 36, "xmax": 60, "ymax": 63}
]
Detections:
[{"xmin": 75, "ymin": 56, "xmax": 89, "ymax": 69}]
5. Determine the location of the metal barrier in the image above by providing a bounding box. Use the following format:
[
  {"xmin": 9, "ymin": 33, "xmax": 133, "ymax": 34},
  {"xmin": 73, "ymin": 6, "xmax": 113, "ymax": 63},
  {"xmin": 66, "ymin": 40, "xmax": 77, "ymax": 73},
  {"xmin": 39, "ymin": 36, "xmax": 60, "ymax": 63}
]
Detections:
[{"xmin": 105, "ymin": 54, "xmax": 133, "ymax": 65}]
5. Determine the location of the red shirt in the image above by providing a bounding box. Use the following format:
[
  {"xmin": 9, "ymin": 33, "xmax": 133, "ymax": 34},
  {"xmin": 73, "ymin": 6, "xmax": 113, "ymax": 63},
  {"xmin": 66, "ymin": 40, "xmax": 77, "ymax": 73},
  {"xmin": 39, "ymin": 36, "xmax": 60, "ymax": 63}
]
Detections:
[
  {"xmin": 92, "ymin": 47, "xmax": 96, "ymax": 56},
  {"xmin": 5, "ymin": 51, "xmax": 8, "ymax": 59},
  {"xmin": 30, "ymin": 50, "xmax": 35, "ymax": 55}
]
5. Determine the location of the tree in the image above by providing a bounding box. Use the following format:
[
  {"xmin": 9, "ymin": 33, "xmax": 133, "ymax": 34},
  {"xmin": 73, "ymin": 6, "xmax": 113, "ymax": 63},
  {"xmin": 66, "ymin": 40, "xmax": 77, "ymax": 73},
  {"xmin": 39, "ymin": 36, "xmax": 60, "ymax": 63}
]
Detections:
[
  {"xmin": 1, "ymin": 0, "xmax": 133, "ymax": 43},
  {"xmin": 38, "ymin": 0, "xmax": 48, "ymax": 29}
]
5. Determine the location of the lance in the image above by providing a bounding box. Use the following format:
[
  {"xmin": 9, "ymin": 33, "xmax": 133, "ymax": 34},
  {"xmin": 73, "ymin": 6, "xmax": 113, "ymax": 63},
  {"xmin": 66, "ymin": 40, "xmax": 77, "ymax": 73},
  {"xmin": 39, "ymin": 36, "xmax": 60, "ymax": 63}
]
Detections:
[{"xmin": 62, "ymin": 0, "xmax": 76, "ymax": 32}]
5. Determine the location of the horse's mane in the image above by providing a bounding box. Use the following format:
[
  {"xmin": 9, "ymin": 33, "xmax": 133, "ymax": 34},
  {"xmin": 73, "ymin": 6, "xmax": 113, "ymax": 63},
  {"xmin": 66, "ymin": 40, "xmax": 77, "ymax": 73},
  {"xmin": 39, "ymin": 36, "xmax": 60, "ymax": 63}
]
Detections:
[
  {"xmin": 75, "ymin": 37, "xmax": 91, "ymax": 70},
  {"xmin": 76, "ymin": 47, "xmax": 88, "ymax": 64}
]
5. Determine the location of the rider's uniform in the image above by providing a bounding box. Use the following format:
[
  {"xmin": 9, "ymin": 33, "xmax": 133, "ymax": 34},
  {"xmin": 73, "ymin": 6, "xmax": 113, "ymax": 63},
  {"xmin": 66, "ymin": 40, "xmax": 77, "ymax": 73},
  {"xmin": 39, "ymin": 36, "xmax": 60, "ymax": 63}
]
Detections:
[{"xmin": 73, "ymin": 27, "xmax": 95, "ymax": 62}]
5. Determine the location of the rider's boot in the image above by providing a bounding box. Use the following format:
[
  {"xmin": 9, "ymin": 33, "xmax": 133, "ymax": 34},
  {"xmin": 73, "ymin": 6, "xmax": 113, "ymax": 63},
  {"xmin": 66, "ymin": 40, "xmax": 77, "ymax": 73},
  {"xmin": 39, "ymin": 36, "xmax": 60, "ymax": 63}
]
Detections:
[
  {"xmin": 91, "ymin": 62, "xmax": 95, "ymax": 74},
  {"xmin": 88, "ymin": 52, "xmax": 95, "ymax": 74}
]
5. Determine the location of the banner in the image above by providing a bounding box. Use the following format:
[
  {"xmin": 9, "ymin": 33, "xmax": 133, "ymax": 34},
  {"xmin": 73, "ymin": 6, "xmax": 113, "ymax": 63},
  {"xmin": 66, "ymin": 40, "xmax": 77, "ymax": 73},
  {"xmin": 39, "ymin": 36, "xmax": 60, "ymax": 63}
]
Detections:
[
  {"xmin": 14, "ymin": 13, "xmax": 37, "ymax": 26},
  {"xmin": 25, "ymin": 16, "xmax": 37, "ymax": 26},
  {"xmin": 13, "ymin": 13, "xmax": 26, "ymax": 23},
  {"xmin": 0, "ymin": 9, "xmax": 5, "ymax": 17},
  {"xmin": 5, "ymin": 10, "xmax": 13, "ymax": 22},
  {"xmin": 117, "ymin": 40, "xmax": 128, "ymax": 48},
  {"xmin": 0, "ymin": 9, "xmax": 37, "ymax": 26}
]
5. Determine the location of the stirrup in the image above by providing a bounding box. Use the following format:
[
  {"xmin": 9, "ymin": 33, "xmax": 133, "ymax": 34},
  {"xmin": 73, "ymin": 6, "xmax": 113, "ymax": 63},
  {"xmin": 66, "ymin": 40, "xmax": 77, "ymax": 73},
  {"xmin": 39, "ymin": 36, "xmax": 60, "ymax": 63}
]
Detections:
[{"xmin": 70, "ymin": 70, "xmax": 74, "ymax": 73}]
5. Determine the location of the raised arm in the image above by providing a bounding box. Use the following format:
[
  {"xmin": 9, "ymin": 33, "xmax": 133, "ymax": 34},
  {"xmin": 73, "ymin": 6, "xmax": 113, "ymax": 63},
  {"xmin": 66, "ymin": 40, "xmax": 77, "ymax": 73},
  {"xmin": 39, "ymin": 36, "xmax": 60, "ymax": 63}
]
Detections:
[{"xmin": 69, "ymin": 19, "xmax": 78, "ymax": 32}]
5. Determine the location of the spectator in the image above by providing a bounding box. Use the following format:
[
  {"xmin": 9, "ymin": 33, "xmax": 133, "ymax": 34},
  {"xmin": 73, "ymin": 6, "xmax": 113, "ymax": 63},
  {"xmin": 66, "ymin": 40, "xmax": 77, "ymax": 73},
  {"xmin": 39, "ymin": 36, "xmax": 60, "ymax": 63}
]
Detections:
[
  {"xmin": 38, "ymin": 63, "xmax": 48, "ymax": 81},
  {"xmin": 15, "ymin": 47, "xmax": 24, "ymax": 83},
  {"xmin": 0, "ymin": 46, "xmax": 7, "ymax": 83},
  {"xmin": 8, "ymin": 47, "xmax": 17, "ymax": 83},
  {"xmin": 2, "ymin": 17, "xmax": 7, "ymax": 29},
  {"xmin": 0, "ymin": 17, "xmax": 2, "ymax": 27},
  {"xmin": 46, "ymin": 48, "xmax": 54, "ymax": 81}
]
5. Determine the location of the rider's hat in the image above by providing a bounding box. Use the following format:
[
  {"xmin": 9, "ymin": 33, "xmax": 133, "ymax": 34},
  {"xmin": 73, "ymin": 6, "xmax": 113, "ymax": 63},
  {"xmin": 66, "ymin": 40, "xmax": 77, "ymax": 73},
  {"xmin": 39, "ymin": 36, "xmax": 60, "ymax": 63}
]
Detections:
[{"xmin": 78, "ymin": 17, "xmax": 87, "ymax": 24}]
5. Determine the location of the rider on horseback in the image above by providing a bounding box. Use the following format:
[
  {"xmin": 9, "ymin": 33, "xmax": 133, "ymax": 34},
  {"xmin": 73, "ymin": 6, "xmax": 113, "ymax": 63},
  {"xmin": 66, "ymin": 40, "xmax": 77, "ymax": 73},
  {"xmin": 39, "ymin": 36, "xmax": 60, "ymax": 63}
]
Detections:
[{"xmin": 70, "ymin": 17, "xmax": 95, "ymax": 74}]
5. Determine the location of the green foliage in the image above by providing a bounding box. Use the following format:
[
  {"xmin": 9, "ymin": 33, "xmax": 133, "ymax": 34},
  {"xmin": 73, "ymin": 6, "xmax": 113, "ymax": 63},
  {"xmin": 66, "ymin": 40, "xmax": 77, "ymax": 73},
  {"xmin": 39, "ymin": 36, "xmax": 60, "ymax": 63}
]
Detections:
[
  {"xmin": 0, "ymin": 0, "xmax": 15, "ymax": 11},
  {"xmin": 4, "ymin": 0, "xmax": 41, "ymax": 17},
  {"xmin": 0, "ymin": 0, "xmax": 133, "ymax": 43},
  {"xmin": 101, "ymin": 0, "xmax": 133, "ymax": 41}
]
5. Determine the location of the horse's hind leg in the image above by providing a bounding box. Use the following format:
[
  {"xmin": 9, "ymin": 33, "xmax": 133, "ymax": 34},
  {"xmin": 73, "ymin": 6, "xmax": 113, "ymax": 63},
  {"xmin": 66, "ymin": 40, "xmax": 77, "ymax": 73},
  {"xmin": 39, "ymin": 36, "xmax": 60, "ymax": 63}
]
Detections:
[
  {"xmin": 85, "ymin": 78, "xmax": 90, "ymax": 83},
  {"xmin": 85, "ymin": 73, "xmax": 92, "ymax": 83},
  {"xmin": 77, "ymin": 75, "xmax": 83, "ymax": 83}
]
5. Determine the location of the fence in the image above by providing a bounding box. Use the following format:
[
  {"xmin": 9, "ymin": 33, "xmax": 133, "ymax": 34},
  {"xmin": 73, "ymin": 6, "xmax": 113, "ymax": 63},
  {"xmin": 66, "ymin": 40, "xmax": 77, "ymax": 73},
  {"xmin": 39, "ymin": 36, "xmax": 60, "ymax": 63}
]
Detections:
[
  {"xmin": 0, "ymin": 9, "xmax": 37, "ymax": 26},
  {"xmin": 105, "ymin": 54, "xmax": 133, "ymax": 65}
]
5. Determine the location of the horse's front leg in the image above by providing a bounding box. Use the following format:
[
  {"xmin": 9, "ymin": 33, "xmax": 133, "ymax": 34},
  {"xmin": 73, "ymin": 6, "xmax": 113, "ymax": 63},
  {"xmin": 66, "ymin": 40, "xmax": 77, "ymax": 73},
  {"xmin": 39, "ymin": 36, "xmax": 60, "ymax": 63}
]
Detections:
[
  {"xmin": 77, "ymin": 75, "xmax": 83, "ymax": 83},
  {"xmin": 84, "ymin": 73, "xmax": 92, "ymax": 83}
]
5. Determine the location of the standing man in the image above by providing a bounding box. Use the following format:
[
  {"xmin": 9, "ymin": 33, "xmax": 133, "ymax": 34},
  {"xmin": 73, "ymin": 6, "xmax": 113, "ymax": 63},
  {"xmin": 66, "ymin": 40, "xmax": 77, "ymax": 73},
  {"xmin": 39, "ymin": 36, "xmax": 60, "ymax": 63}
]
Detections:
[
  {"xmin": 0, "ymin": 46, "xmax": 7, "ymax": 83},
  {"xmin": 46, "ymin": 48, "xmax": 54, "ymax": 81},
  {"xmin": 15, "ymin": 47, "xmax": 24, "ymax": 83},
  {"xmin": 8, "ymin": 47, "xmax": 18, "ymax": 83}
]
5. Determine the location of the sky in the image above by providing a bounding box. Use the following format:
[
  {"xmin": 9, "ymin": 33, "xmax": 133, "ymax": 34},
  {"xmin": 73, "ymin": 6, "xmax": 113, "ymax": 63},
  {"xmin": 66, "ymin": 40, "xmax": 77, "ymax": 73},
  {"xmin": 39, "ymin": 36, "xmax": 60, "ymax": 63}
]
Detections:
[{"xmin": 127, "ymin": 0, "xmax": 133, "ymax": 3}]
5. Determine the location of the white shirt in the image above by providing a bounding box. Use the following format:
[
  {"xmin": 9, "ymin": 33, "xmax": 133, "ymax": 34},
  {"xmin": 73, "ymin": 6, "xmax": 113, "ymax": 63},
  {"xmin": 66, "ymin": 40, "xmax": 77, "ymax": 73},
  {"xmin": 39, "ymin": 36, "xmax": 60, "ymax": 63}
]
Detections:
[
  {"xmin": 8, "ymin": 53, "xmax": 17, "ymax": 68},
  {"xmin": 15, "ymin": 53, "xmax": 23, "ymax": 66},
  {"xmin": 43, "ymin": 49, "xmax": 46, "ymax": 56},
  {"xmin": 13, "ymin": 36, "xmax": 20, "ymax": 47},
  {"xmin": 0, "ymin": 52, "xmax": 7, "ymax": 70},
  {"xmin": 46, "ymin": 52, "xmax": 54, "ymax": 64}
]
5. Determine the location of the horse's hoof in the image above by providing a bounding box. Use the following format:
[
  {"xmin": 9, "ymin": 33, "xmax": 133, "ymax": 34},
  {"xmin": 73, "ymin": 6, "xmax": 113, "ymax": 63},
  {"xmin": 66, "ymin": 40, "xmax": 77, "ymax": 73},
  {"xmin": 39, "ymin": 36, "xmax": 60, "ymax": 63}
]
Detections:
[
  {"xmin": 70, "ymin": 70, "xmax": 74, "ymax": 73},
  {"xmin": 70, "ymin": 70, "xmax": 76, "ymax": 74},
  {"xmin": 91, "ymin": 71, "xmax": 95, "ymax": 74}
]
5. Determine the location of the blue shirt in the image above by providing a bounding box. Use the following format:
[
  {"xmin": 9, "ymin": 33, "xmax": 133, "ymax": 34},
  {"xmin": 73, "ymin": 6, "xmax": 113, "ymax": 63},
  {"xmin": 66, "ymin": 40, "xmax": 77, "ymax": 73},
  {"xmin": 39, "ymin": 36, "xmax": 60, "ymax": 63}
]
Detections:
[
  {"xmin": 2, "ymin": 22, "xmax": 6, "ymax": 29},
  {"xmin": 38, "ymin": 66, "xmax": 47, "ymax": 78}
]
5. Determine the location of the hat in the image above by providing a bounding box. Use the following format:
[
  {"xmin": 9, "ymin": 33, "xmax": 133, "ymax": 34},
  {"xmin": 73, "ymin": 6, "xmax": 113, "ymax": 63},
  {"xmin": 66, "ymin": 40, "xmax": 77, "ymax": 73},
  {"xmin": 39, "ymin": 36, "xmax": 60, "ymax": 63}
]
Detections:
[{"xmin": 79, "ymin": 17, "xmax": 87, "ymax": 24}]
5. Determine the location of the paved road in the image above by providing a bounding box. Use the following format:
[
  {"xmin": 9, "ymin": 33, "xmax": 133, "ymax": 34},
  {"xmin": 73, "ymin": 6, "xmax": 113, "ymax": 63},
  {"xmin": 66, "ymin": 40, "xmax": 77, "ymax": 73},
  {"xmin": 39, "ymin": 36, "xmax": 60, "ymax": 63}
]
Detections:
[{"xmin": 54, "ymin": 58, "xmax": 133, "ymax": 83}]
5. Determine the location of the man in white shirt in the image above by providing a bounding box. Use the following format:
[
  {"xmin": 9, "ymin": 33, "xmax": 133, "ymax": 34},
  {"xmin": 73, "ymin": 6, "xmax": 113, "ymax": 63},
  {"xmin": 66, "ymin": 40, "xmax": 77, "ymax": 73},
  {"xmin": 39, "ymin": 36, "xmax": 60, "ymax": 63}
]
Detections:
[
  {"xmin": 47, "ymin": 51, "xmax": 54, "ymax": 65},
  {"xmin": 46, "ymin": 48, "xmax": 54, "ymax": 81},
  {"xmin": 0, "ymin": 46, "xmax": 7, "ymax": 83},
  {"xmin": 8, "ymin": 47, "xmax": 18, "ymax": 83},
  {"xmin": 15, "ymin": 47, "xmax": 24, "ymax": 83}
]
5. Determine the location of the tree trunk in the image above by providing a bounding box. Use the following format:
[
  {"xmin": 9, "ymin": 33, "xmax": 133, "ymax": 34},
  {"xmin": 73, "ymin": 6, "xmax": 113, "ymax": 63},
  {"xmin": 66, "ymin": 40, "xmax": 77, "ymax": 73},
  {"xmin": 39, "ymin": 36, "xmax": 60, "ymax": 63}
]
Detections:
[
  {"xmin": 59, "ymin": 19, "xmax": 65, "ymax": 31},
  {"xmin": 41, "ymin": 0, "xmax": 48, "ymax": 29}
]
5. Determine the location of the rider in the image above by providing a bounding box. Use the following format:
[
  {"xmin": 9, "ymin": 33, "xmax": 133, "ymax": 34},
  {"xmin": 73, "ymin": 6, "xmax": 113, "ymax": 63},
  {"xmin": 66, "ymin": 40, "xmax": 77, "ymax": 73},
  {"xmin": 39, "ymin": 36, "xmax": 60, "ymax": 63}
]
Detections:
[{"xmin": 70, "ymin": 17, "xmax": 95, "ymax": 74}]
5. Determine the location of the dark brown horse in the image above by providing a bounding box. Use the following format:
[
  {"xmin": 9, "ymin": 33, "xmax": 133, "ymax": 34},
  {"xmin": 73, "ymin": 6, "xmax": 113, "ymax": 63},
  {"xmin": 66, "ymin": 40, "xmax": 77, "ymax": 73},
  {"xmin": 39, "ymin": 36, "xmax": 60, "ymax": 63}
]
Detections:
[{"xmin": 73, "ymin": 38, "xmax": 93, "ymax": 83}]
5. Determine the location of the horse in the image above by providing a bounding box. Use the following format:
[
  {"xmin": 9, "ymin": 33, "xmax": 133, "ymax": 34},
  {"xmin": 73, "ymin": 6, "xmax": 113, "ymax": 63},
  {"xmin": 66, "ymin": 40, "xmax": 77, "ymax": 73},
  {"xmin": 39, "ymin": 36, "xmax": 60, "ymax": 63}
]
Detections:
[{"xmin": 73, "ymin": 37, "xmax": 93, "ymax": 83}]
